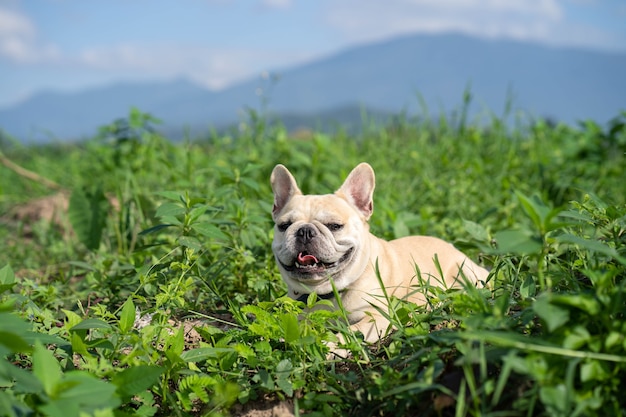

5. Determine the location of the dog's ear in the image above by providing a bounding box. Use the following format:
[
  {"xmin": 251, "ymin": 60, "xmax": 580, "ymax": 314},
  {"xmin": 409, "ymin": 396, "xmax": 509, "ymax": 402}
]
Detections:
[
  {"xmin": 270, "ymin": 164, "xmax": 302, "ymax": 217},
  {"xmin": 337, "ymin": 162, "xmax": 375, "ymax": 220}
]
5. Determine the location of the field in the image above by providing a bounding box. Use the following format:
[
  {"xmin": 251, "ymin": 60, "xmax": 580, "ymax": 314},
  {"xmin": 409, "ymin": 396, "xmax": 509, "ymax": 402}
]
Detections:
[{"xmin": 1, "ymin": 106, "xmax": 625, "ymax": 417}]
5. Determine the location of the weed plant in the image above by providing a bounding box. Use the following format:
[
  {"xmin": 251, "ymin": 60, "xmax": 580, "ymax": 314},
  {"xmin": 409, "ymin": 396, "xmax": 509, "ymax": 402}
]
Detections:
[{"xmin": 0, "ymin": 107, "xmax": 625, "ymax": 416}]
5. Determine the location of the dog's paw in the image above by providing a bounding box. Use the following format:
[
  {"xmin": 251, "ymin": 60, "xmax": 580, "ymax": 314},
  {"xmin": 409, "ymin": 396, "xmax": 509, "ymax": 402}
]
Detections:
[{"xmin": 324, "ymin": 341, "xmax": 351, "ymax": 360}]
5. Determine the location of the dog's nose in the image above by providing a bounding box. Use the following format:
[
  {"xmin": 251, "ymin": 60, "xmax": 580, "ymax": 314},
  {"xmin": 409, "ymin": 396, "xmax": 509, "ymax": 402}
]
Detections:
[{"xmin": 296, "ymin": 225, "xmax": 317, "ymax": 243}]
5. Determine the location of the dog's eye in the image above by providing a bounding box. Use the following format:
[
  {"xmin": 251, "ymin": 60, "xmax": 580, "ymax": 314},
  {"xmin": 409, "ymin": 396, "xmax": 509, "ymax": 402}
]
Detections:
[
  {"xmin": 277, "ymin": 222, "xmax": 292, "ymax": 232},
  {"xmin": 326, "ymin": 223, "xmax": 343, "ymax": 232}
]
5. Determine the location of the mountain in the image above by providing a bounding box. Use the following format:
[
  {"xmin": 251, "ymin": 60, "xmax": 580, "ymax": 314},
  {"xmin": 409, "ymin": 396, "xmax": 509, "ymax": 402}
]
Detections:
[
  {"xmin": 0, "ymin": 79, "xmax": 211, "ymax": 142},
  {"xmin": 1, "ymin": 32, "xmax": 625, "ymax": 142}
]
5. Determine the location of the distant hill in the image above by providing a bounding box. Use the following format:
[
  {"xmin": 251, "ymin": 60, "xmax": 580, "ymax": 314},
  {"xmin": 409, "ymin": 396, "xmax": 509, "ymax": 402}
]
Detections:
[{"xmin": 1, "ymin": 32, "xmax": 625, "ymax": 142}]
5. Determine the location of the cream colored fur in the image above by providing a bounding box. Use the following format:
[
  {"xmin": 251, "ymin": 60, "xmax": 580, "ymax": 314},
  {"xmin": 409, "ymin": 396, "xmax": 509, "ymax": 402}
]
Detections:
[{"xmin": 271, "ymin": 162, "xmax": 488, "ymax": 344}]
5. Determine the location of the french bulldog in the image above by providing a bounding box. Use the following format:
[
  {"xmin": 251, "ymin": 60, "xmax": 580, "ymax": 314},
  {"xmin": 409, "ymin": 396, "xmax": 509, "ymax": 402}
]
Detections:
[{"xmin": 270, "ymin": 162, "xmax": 489, "ymax": 345}]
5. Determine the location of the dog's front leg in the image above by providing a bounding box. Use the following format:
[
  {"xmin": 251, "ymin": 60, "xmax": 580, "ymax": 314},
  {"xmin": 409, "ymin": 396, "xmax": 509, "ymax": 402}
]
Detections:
[
  {"xmin": 350, "ymin": 312, "xmax": 392, "ymax": 343},
  {"xmin": 326, "ymin": 313, "xmax": 391, "ymax": 359}
]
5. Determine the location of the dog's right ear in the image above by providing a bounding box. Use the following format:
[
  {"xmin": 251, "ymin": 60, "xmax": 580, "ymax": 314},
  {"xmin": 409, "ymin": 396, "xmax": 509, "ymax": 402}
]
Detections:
[{"xmin": 270, "ymin": 164, "xmax": 302, "ymax": 217}]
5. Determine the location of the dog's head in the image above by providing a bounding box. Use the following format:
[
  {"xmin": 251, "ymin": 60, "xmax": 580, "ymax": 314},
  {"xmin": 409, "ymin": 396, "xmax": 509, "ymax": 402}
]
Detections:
[{"xmin": 270, "ymin": 163, "xmax": 376, "ymax": 296}]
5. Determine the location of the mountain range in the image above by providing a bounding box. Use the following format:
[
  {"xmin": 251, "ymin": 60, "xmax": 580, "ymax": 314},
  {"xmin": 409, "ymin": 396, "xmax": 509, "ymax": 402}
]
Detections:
[{"xmin": 1, "ymin": 32, "xmax": 625, "ymax": 142}]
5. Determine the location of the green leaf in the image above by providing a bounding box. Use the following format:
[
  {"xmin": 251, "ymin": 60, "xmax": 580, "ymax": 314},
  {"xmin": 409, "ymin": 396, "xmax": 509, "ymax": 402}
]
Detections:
[
  {"xmin": 0, "ymin": 390, "xmax": 23, "ymax": 417},
  {"xmin": 188, "ymin": 205, "xmax": 209, "ymax": 223},
  {"xmin": 0, "ymin": 331, "xmax": 30, "ymax": 353},
  {"xmin": 63, "ymin": 309, "xmax": 83, "ymax": 328},
  {"xmin": 533, "ymin": 294, "xmax": 570, "ymax": 332},
  {"xmin": 119, "ymin": 297, "xmax": 136, "ymax": 334},
  {"xmin": 60, "ymin": 372, "xmax": 118, "ymax": 404},
  {"xmin": 68, "ymin": 187, "xmax": 109, "ymax": 250},
  {"xmin": 519, "ymin": 275, "xmax": 536, "ymax": 298},
  {"xmin": 0, "ymin": 312, "xmax": 32, "ymax": 353},
  {"xmin": 240, "ymin": 177, "xmax": 261, "ymax": 191},
  {"xmin": 463, "ymin": 219, "xmax": 490, "ymax": 242},
  {"xmin": 0, "ymin": 282, "xmax": 15, "ymax": 295},
  {"xmin": 178, "ymin": 236, "xmax": 202, "ymax": 251},
  {"xmin": 42, "ymin": 372, "xmax": 121, "ymax": 415},
  {"xmin": 494, "ymin": 230, "xmax": 542, "ymax": 255},
  {"xmin": 191, "ymin": 222, "xmax": 230, "ymax": 241},
  {"xmin": 70, "ymin": 332, "xmax": 90, "ymax": 357},
  {"xmin": 515, "ymin": 191, "xmax": 563, "ymax": 234},
  {"xmin": 539, "ymin": 384, "xmax": 569, "ymax": 414},
  {"xmin": 276, "ymin": 377, "xmax": 294, "ymax": 397},
  {"xmin": 563, "ymin": 325, "xmax": 591, "ymax": 350},
  {"xmin": 605, "ymin": 331, "xmax": 622, "ymax": 349},
  {"xmin": 180, "ymin": 347, "xmax": 235, "ymax": 363},
  {"xmin": 551, "ymin": 293, "xmax": 600, "ymax": 316},
  {"xmin": 23, "ymin": 333, "xmax": 69, "ymax": 347},
  {"xmin": 66, "ymin": 261, "xmax": 97, "ymax": 271},
  {"xmin": 556, "ymin": 234, "xmax": 626, "ymax": 265},
  {"xmin": 515, "ymin": 191, "xmax": 544, "ymax": 229},
  {"xmin": 153, "ymin": 191, "xmax": 184, "ymax": 201},
  {"xmin": 139, "ymin": 223, "xmax": 175, "ymax": 235},
  {"xmin": 84, "ymin": 338, "xmax": 115, "ymax": 350},
  {"xmin": 580, "ymin": 360, "xmax": 610, "ymax": 383},
  {"xmin": 219, "ymin": 351, "xmax": 238, "ymax": 371},
  {"xmin": 281, "ymin": 313, "xmax": 300, "ymax": 344},
  {"xmin": 70, "ymin": 318, "xmax": 112, "ymax": 331},
  {"xmin": 276, "ymin": 358, "xmax": 292, "ymax": 374},
  {"xmin": 155, "ymin": 202, "xmax": 185, "ymax": 219},
  {"xmin": 32, "ymin": 342, "xmax": 62, "ymax": 396},
  {"xmin": 275, "ymin": 359, "xmax": 294, "ymax": 396},
  {"xmin": 253, "ymin": 369, "xmax": 274, "ymax": 390},
  {"xmin": 2, "ymin": 364, "xmax": 43, "ymax": 395},
  {"xmin": 0, "ymin": 264, "xmax": 15, "ymax": 285},
  {"xmin": 168, "ymin": 326, "xmax": 185, "ymax": 357},
  {"xmin": 234, "ymin": 343, "xmax": 256, "ymax": 365},
  {"xmin": 558, "ymin": 209, "xmax": 593, "ymax": 223},
  {"xmin": 37, "ymin": 400, "xmax": 78, "ymax": 417},
  {"xmin": 112, "ymin": 365, "xmax": 163, "ymax": 400}
]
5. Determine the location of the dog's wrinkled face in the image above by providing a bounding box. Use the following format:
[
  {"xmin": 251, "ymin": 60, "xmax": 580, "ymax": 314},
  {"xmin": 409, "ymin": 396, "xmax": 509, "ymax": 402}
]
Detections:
[
  {"xmin": 272, "ymin": 194, "xmax": 361, "ymax": 292},
  {"xmin": 271, "ymin": 163, "xmax": 375, "ymax": 296}
]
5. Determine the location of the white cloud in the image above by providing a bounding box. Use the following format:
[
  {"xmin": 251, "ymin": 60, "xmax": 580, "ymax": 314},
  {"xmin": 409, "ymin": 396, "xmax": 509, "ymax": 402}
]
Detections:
[
  {"xmin": 323, "ymin": 0, "xmax": 564, "ymax": 45},
  {"xmin": 75, "ymin": 42, "xmax": 311, "ymax": 90},
  {"xmin": 0, "ymin": 6, "xmax": 34, "ymax": 36},
  {"xmin": 0, "ymin": 6, "xmax": 34, "ymax": 61},
  {"xmin": 261, "ymin": 0, "xmax": 292, "ymax": 9},
  {"xmin": 0, "ymin": 2, "xmax": 309, "ymax": 93},
  {"xmin": 78, "ymin": 43, "xmax": 240, "ymax": 89},
  {"xmin": 0, "ymin": 6, "xmax": 60, "ymax": 63},
  {"xmin": 0, "ymin": 7, "xmax": 260, "ymax": 90}
]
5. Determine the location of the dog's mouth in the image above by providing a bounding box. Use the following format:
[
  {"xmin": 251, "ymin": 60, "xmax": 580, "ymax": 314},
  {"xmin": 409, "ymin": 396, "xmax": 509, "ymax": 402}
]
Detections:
[{"xmin": 280, "ymin": 248, "xmax": 353, "ymax": 276}]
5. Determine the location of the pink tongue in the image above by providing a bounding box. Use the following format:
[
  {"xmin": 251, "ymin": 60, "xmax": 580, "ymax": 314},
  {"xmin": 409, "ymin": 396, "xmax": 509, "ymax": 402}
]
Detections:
[{"xmin": 297, "ymin": 253, "xmax": 319, "ymax": 265}]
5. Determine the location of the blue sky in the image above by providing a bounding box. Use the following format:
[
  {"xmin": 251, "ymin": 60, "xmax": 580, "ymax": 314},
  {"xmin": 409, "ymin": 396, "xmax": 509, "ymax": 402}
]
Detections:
[{"xmin": 1, "ymin": 0, "xmax": 625, "ymax": 108}]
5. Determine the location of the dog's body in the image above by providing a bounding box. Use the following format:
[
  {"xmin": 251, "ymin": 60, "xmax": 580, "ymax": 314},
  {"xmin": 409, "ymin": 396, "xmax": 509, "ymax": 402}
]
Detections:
[{"xmin": 271, "ymin": 163, "xmax": 488, "ymax": 343}]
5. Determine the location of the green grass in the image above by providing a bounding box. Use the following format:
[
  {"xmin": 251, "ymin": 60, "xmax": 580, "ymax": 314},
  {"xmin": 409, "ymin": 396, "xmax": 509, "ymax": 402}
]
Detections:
[{"xmin": 0, "ymin": 107, "xmax": 625, "ymax": 416}]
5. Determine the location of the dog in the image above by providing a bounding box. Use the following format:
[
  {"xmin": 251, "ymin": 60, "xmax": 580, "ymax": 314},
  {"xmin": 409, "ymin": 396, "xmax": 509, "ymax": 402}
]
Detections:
[{"xmin": 270, "ymin": 162, "xmax": 489, "ymax": 346}]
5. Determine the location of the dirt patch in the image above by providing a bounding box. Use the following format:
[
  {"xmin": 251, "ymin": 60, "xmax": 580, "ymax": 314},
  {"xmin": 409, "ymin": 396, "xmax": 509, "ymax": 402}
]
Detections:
[
  {"xmin": 3, "ymin": 191, "xmax": 72, "ymax": 234},
  {"xmin": 2, "ymin": 191, "xmax": 119, "ymax": 238},
  {"xmin": 230, "ymin": 397, "xmax": 295, "ymax": 417}
]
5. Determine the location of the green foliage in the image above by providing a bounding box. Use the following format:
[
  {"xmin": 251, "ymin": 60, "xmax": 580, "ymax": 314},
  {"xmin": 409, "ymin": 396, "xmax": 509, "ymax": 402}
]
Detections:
[
  {"xmin": 0, "ymin": 108, "xmax": 625, "ymax": 416},
  {"xmin": 68, "ymin": 186, "xmax": 110, "ymax": 250}
]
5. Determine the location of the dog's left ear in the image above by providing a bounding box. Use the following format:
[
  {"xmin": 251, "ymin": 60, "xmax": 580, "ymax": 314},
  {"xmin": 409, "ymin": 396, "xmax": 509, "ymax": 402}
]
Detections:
[
  {"xmin": 270, "ymin": 164, "xmax": 302, "ymax": 217},
  {"xmin": 337, "ymin": 162, "xmax": 375, "ymax": 220}
]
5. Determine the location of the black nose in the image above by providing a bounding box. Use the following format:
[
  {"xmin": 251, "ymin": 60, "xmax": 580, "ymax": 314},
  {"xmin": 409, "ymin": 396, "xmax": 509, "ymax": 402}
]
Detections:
[{"xmin": 296, "ymin": 225, "xmax": 317, "ymax": 244}]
